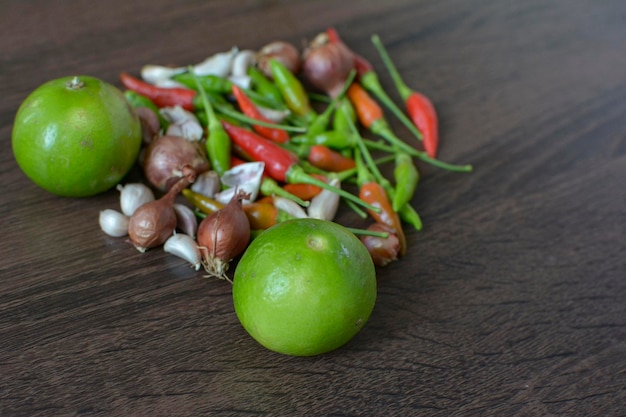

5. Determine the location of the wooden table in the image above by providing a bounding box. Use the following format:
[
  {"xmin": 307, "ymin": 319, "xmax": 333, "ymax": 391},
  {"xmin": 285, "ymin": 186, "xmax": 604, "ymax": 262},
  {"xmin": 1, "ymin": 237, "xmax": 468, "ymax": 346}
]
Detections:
[{"xmin": 1, "ymin": 1, "xmax": 625, "ymax": 415}]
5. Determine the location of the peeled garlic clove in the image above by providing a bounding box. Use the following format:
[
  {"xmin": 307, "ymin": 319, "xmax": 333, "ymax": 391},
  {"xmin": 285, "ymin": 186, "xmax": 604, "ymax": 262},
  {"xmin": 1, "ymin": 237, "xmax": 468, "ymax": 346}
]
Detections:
[
  {"xmin": 117, "ymin": 183, "xmax": 155, "ymax": 217},
  {"xmin": 173, "ymin": 203, "xmax": 198, "ymax": 238},
  {"xmin": 308, "ymin": 178, "xmax": 341, "ymax": 221},
  {"xmin": 273, "ymin": 196, "xmax": 308, "ymax": 219},
  {"xmin": 164, "ymin": 233, "xmax": 202, "ymax": 271},
  {"xmin": 99, "ymin": 209, "xmax": 130, "ymax": 237}
]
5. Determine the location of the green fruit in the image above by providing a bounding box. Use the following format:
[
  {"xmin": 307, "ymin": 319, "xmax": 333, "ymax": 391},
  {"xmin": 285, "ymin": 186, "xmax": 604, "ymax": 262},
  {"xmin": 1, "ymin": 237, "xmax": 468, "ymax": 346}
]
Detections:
[
  {"xmin": 12, "ymin": 75, "xmax": 142, "ymax": 197},
  {"xmin": 233, "ymin": 218, "xmax": 377, "ymax": 356}
]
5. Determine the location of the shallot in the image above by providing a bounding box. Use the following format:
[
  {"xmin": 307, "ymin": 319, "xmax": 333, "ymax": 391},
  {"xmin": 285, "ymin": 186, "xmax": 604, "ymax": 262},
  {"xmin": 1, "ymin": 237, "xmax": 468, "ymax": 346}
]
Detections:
[
  {"xmin": 197, "ymin": 190, "xmax": 251, "ymax": 280},
  {"xmin": 128, "ymin": 168, "xmax": 196, "ymax": 252},
  {"xmin": 302, "ymin": 32, "xmax": 354, "ymax": 98},
  {"xmin": 256, "ymin": 41, "xmax": 301, "ymax": 78},
  {"xmin": 143, "ymin": 134, "xmax": 209, "ymax": 192}
]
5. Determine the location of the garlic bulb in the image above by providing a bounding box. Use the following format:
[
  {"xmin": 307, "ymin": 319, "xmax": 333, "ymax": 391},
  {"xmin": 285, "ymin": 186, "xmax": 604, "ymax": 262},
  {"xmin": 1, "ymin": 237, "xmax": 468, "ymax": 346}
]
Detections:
[
  {"xmin": 117, "ymin": 183, "xmax": 155, "ymax": 217},
  {"xmin": 99, "ymin": 209, "xmax": 130, "ymax": 237},
  {"xmin": 164, "ymin": 233, "xmax": 202, "ymax": 271}
]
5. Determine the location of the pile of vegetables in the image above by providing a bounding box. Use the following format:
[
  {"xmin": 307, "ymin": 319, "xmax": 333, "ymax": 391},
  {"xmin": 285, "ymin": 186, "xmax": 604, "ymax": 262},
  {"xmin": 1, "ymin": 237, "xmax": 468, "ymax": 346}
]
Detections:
[{"xmin": 99, "ymin": 28, "xmax": 472, "ymax": 276}]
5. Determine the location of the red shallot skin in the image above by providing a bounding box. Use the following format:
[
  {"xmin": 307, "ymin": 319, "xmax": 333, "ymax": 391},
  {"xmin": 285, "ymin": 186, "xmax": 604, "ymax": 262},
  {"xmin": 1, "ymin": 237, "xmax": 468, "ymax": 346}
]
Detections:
[
  {"xmin": 302, "ymin": 34, "xmax": 354, "ymax": 98},
  {"xmin": 143, "ymin": 134, "xmax": 209, "ymax": 192},
  {"xmin": 128, "ymin": 169, "xmax": 196, "ymax": 251},
  {"xmin": 256, "ymin": 41, "xmax": 302, "ymax": 79},
  {"xmin": 197, "ymin": 191, "xmax": 251, "ymax": 263},
  {"xmin": 360, "ymin": 223, "xmax": 401, "ymax": 267}
]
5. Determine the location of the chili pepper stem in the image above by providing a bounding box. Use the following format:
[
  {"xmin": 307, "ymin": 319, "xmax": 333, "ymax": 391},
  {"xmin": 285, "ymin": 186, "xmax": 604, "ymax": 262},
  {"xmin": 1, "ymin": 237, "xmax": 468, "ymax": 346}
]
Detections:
[
  {"xmin": 261, "ymin": 177, "xmax": 310, "ymax": 207},
  {"xmin": 370, "ymin": 34, "xmax": 413, "ymax": 101},
  {"xmin": 286, "ymin": 165, "xmax": 381, "ymax": 213},
  {"xmin": 214, "ymin": 103, "xmax": 306, "ymax": 133},
  {"xmin": 345, "ymin": 227, "xmax": 389, "ymax": 238},
  {"xmin": 360, "ymin": 71, "xmax": 423, "ymax": 141}
]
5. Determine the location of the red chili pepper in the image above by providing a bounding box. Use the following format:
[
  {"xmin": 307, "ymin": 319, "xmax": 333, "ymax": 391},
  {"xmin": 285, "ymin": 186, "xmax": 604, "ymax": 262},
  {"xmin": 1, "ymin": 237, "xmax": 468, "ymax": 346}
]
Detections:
[
  {"xmin": 371, "ymin": 34, "xmax": 439, "ymax": 157},
  {"xmin": 222, "ymin": 121, "xmax": 299, "ymax": 182},
  {"xmin": 405, "ymin": 92, "xmax": 438, "ymax": 158},
  {"xmin": 231, "ymin": 84, "xmax": 290, "ymax": 144},
  {"xmin": 307, "ymin": 145, "xmax": 356, "ymax": 172},
  {"xmin": 222, "ymin": 120, "xmax": 380, "ymax": 212},
  {"xmin": 119, "ymin": 72, "xmax": 196, "ymax": 111},
  {"xmin": 327, "ymin": 29, "xmax": 426, "ymax": 146}
]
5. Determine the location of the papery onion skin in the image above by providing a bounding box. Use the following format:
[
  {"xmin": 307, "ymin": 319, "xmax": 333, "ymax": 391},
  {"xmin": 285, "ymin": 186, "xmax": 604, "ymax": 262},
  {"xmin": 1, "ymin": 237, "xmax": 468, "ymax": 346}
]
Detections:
[
  {"xmin": 360, "ymin": 223, "xmax": 400, "ymax": 267},
  {"xmin": 143, "ymin": 134, "xmax": 209, "ymax": 192},
  {"xmin": 302, "ymin": 37, "xmax": 354, "ymax": 98},
  {"xmin": 257, "ymin": 41, "xmax": 301, "ymax": 79}
]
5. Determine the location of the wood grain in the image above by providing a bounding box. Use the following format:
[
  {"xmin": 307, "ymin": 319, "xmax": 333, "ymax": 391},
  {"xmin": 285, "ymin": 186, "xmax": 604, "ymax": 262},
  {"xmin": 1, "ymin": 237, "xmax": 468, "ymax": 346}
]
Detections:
[{"xmin": 1, "ymin": 0, "xmax": 625, "ymax": 415}]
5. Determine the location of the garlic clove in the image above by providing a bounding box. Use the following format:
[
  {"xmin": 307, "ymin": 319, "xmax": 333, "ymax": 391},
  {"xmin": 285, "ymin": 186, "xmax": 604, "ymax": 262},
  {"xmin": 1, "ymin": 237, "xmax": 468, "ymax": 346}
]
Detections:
[
  {"xmin": 228, "ymin": 74, "xmax": 252, "ymax": 89},
  {"xmin": 164, "ymin": 232, "xmax": 202, "ymax": 271},
  {"xmin": 140, "ymin": 64, "xmax": 186, "ymax": 84},
  {"xmin": 231, "ymin": 49, "xmax": 256, "ymax": 77},
  {"xmin": 192, "ymin": 47, "xmax": 238, "ymax": 78},
  {"xmin": 190, "ymin": 170, "xmax": 221, "ymax": 198},
  {"xmin": 165, "ymin": 120, "xmax": 204, "ymax": 142},
  {"xmin": 308, "ymin": 178, "xmax": 341, "ymax": 221},
  {"xmin": 99, "ymin": 209, "xmax": 130, "ymax": 237},
  {"xmin": 273, "ymin": 196, "xmax": 308, "ymax": 219},
  {"xmin": 117, "ymin": 183, "xmax": 155, "ymax": 217},
  {"xmin": 173, "ymin": 203, "xmax": 198, "ymax": 238}
]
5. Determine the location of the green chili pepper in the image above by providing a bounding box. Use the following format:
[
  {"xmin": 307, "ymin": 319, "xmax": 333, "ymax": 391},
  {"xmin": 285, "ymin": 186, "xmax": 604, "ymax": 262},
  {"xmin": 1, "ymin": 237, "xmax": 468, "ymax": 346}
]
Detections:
[
  {"xmin": 392, "ymin": 152, "xmax": 419, "ymax": 212},
  {"xmin": 124, "ymin": 90, "xmax": 169, "ymax": 129},
  {"xmin": 191, "ymin": 70, "xmax": 231, "ymax": 176},
  {"xmin": 332, "ymin": 97, "xmax": 357, "ymax": 133},
  {"xmin": 269, "ymin": 58, "xmax": 317, "ymax": 123},
  {"xmin": 173, "ymin": 73, "xmax": 233, "ymax": 94},
  {"xmin": 290, "ymin": 130, "xmax": 357, "ymax": 150},
  {"xmin": 247, "ymin": 66, "xmax": 285, "ymax": 107},
  {"xmin": 306, "ymin": 70, "xmax": 356, "ymax": 136}
]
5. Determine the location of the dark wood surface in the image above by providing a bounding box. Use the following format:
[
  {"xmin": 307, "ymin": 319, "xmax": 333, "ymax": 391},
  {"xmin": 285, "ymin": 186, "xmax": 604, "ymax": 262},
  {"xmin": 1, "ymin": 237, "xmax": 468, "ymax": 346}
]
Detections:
[{"xmin": 1, "ymin": 1, "xmax": 625, "ymax": 416}]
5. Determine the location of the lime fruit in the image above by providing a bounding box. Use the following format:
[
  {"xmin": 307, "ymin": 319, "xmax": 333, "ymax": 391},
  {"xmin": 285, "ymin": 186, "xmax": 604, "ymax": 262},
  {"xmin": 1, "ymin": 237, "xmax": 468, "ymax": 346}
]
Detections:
[
  {"xmin": 233, "ymin": 218, "xmax": 377, "ymax": 356},
  {"xmin": 12, "ymin": 75, "xmax": 142, "ymax": 197}
]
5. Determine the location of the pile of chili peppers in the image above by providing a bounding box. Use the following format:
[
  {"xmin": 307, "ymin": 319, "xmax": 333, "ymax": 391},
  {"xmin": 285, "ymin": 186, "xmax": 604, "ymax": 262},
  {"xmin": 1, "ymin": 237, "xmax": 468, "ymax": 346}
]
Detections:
[{"xmin": 110, "ymin": 28, "xmax": 472, "ymax": 270}]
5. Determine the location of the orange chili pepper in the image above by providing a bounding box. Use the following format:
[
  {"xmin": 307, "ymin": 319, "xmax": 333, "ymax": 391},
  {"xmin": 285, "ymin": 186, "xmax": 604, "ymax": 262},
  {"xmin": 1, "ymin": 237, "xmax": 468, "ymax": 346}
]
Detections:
[
  {"xmin": 307, "ymin": 145, "xmax": 356, "ymax": 172},
  {"xmin": 243, "ymin": 202, "xmax": 279, "ymax": 230},
  {"xmin": 282, "ymin": 183, "xmax": 322, "ymax": 201},
  {"xmin": 359, "ymin": 181, "xmax": 406, "ymax": 256},
  {"xmin": 346, "ymin": 82, "xmax": 384, "ymax": 129}
]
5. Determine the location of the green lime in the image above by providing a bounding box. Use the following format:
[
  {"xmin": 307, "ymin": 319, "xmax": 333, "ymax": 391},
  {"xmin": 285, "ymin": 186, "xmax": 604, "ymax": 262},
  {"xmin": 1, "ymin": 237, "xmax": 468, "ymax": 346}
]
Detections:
[
  {"xmin": 12, "ymin": 75, "xmax": 142, "ymax": 197},
  {"xmin": 233, "ymin": 218, "xmax": 377, "ymax": 356}
]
